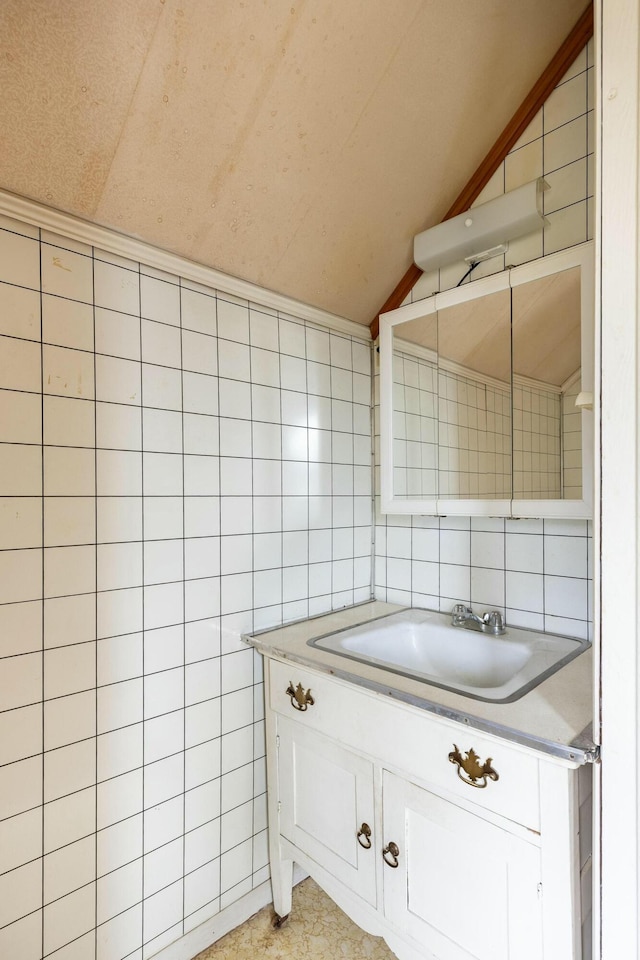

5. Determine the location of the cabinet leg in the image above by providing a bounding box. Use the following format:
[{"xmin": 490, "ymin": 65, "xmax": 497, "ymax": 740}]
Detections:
[{"xmin": 270, "ymin": 854, "xmax": 294, "ymax": 921}]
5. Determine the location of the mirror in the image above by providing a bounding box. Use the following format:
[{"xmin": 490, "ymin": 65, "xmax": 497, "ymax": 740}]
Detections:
[
  {"xmin": 436, "ymin": 288, "xmax": 511, "ymax": 500},
  {"xmin": 392, "ymin": 307, "xmax": 438, "ymax": 499},
  {"xmin": 380, "ymin": 242, "xmax": 593, "ymax": 518},
  {"xmin": 512, "ymin": 266, "xmax": 581, "ymax": 500}
]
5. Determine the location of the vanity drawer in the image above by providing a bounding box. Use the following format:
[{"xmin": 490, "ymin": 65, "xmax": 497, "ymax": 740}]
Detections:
[
  {"xmin": 388, "ymin": 709, "xmax": 540, "ymax": 832},
  {"xmin": 267, "ymin": 657, "xmax": 540, "ymax": 831},
  {"xmin": 269, "ymin": 657, "xmax": 371, "ymax": 729}
]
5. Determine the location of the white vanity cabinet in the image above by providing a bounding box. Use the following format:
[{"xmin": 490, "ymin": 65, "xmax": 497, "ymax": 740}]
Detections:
[
  {"xmin": 264, "ymin": 656, "xmax": 589, "ymax": 960},
  {"xmin": 381, "ymin": 771, "xmax": 543, "ymax": 960},
  {"xmin": 276, "ymin": 717, "xmax": 377, "ymax": 908}
]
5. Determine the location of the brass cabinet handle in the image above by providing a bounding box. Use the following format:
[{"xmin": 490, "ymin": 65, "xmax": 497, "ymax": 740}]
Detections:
[
  {"xmin": 286, "ymin": 681, "xmax": 315, "ymax": 711},
  {"xmin": 448, "ymin": 744, "xmax": 499, "ymax": 789},
  {"xmin": 382, "ymin": 841, "xmax": 400, "ymax": 868},
  {"xmin": 357, "ymin": 823, "xmax": 372, "ymax": 849}
]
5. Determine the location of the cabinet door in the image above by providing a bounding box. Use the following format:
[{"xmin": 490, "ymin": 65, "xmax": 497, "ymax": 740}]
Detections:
[
  {"xmin": 277, "ymin": 717, "xmax": 377, "ymax": 906},
  {"xmin": 382, "ymin": 771, "xmax": 543, "ymax": 960}
]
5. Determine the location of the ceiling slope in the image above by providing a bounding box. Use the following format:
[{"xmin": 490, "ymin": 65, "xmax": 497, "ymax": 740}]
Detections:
[
  {"xmin": 0, "ymin": 0, "xmax": 589, "ymax": 324},
  {"xmin": 0, "ymin": 0, "xmax": 164, "ymax": 213},
  {"xmin": 371, "ymin": 3, "xmax": 594, "ymax": 337}
]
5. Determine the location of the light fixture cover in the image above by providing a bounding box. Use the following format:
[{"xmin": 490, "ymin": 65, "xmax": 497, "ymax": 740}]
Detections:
[{"xmin": 413, "ymin": 178, "xmax": 546, "ymax": 274}]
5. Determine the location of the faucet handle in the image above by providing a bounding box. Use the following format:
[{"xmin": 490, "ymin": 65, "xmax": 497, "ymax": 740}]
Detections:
[
  {"xmin": 451, "ymin": 603, "xmax": 469, "ymax": 624},
  {"xmin": 483, "ymin": 610, "xmax": 506, "ymax": 635}
]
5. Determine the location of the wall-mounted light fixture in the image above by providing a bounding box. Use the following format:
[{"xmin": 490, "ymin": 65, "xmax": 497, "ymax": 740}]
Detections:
[{"xmin": 413, "ymin": 178, "xmax": 546, "ymax": 274}]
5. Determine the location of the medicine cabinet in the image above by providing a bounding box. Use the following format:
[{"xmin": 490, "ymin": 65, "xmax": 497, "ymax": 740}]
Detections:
[{"xmin": 379, "ymin": 242, "xmax": 594, "ymax": 518}]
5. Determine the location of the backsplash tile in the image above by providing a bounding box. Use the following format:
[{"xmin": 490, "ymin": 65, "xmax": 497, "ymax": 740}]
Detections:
[{"xmin": 375, "ymin": 512, "xmax": 592, "ymax": 639}]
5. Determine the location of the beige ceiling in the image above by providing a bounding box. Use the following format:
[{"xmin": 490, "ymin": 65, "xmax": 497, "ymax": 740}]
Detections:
[
  {"xmin": 513, "ymin": 267, "xmax": 581, "ymax": 386},
  {"xmin": 0, "ymin": 0, "xmax": 588, "ymax": 325},
  {"xmin": 396, "ymin": 266, "xmax": 581, "ymax": 388}
]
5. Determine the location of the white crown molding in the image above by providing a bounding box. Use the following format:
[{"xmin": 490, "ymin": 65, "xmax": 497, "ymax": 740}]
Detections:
[
  {"xmin": 0, "ymin": 189, "xmax": 370, "ymax": 341},
  {"xmin": 561, "ymin": 368, "xmax": 582, "ymax": 393},
  {"xmin": 393, "ymin": 337, "xmax": 438, "ymax": 366},
  {"xmin": 513, "ymin": 372, "xmax": 562, "ymax": 395},
  {"xmin": 391, "ymin": 336, "xmax": 571, "ymax": 396},
  {"xmin": 438, "ymin": 356, "xmax": 509, "ymax": 393},
  {"xmin": 393, "ymin": 336, "xmax": 510, "ymax": 393}
]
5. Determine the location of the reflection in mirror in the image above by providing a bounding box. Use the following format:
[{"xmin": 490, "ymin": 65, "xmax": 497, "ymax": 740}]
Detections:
[
  {"xmin": 392, "ymin": 312, "xmax": 438, "ymax": 499},
  {"xmin": 391, "ymin": 288, "xmax": 512, "ymax": 501},
  {"xmin": 381, "ymin": 244, "xmax": 591, "ymax": 517},
  {"xmin": 512, "ymin": 266, "xmax": 581, "ymax": 500},
  {"xmin": 437, "ymin": 289, "xmax": 511, "ymax": 499}
]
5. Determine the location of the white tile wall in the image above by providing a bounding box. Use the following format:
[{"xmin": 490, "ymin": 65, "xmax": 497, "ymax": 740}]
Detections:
[
  {"xmin": 0, "ymin": 217, "xmax": 372, "ymax": 959},
  {"xmin": 562, "ymin": 378, "xmax": 583, "ymax": 499},
  {"xmin": 512, "ymin": 382, "xmax": 562, "ymax": 499},
  {"xmin": 392, "ymin": 354, "xmax": 572, "ymax": 502},
  {"xmin": 392, "ymin": 353, "xmax": 512, "ymax": 500},
  {"xmin": 375, "ymin": 513, "xmax": 592, "ymax": 640}
]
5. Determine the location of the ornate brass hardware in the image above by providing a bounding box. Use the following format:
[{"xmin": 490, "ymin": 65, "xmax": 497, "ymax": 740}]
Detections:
[
  {"xmin": 382, "ymin": 841, "xmax": 400, "ymax": 868},
  {"xmin": 286, "ymin": 681, "xmax": 315, "ymax": 711},
  {"xmin": 357, "ymin": 823, "xmax": 372, "ymax": 849},
  {"xmin": 448, "ymin": 744, "xmax": 499, "ymax": 789}
]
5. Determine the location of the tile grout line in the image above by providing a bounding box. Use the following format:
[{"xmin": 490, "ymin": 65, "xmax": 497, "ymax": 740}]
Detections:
[
  {"xmin": 216, "ymin": 291, "xmax": 223, "ymax": 923},
  {"xmin": 249, "ymin": 302, "xmax": 256, "ymax": 895},
  {"xmin": 38, "ymin": 223, "xmax": 46, "ymax": 960},
  {"xmin": 92, "ymin": 238, "xmax": 99, "ymax": 959},
  {"xmin": 180, "ymin": 275, "xmax": 187, "ymax": 940},
  {"xmin": 138, "ymin": 259, "xmax": 145, "ymax": 955}
]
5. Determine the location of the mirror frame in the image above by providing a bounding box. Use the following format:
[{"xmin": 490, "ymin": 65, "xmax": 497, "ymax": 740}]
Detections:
[{"xmin": 379, "ymin": 241, "xmax": 594, "ymax": 519}]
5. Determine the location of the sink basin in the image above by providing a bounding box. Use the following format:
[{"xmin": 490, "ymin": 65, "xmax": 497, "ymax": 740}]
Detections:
[{"xmin": 308, "ymin": 608, "xmax": 589, "ymax": 702}]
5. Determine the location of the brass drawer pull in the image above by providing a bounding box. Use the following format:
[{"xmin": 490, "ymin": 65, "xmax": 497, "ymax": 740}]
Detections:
[
  {"xmin": 286, "ymin": 681, "xmax": 315, "ymax": 711},
  {"xmin": 448, "ymin": 744, "xmax": 499, "ymax": 789},
  {"xmin": 357, "ymin": 823, "xmax": 372, "ymax": 849},
  {"xmin": 382, "ymin": 841, "xmax": 400, "ymax": 868}
]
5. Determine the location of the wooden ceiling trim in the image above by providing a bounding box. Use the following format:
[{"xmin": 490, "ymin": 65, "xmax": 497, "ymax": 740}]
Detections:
[{"xmin": 370, "ymin": 3, "xmax": 594, "ymax": 339}]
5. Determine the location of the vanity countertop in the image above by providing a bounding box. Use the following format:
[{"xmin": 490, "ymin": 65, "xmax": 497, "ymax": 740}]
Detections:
[{"xmin": 244, "ymin": 601, "xmax": 597, "ymax": 765}]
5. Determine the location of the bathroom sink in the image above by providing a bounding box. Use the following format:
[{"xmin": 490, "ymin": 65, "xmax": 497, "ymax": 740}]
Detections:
[{"xmin": 308, "ymin": 608, "xmax": 589, "ymax": 702}]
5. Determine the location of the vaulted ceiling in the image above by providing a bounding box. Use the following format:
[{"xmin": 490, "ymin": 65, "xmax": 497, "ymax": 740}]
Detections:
[{"xmin": 0, "ymin": 0, "xmax": 589, "ymax": 325}]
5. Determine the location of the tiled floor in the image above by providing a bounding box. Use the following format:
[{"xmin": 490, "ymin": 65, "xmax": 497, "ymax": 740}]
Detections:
[{"xmin": 194, "ymin": 877, "xmax": 396, "ymax": 959}]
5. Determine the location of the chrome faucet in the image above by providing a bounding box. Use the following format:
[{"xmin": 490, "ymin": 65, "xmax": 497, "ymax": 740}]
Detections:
[{"xmin": 451, "ymin": 604, "xmax": 506, "ymax": 636}]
